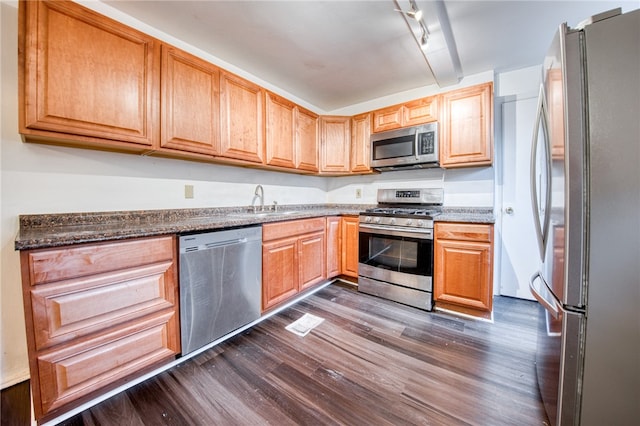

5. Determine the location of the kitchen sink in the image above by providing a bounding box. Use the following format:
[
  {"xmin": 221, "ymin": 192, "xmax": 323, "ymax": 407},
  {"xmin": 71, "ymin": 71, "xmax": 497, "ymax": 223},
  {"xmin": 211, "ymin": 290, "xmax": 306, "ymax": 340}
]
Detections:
[{"xmin": 230, "ymin": 210, "xmax": 299, "ymax": 218}]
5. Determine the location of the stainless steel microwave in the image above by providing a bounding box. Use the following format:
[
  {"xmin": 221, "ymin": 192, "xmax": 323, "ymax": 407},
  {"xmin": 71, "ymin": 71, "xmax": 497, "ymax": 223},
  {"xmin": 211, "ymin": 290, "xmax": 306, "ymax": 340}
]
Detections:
[{"xmin": 370, "ymin": 123, "xmax": 439, "ymax": 171}]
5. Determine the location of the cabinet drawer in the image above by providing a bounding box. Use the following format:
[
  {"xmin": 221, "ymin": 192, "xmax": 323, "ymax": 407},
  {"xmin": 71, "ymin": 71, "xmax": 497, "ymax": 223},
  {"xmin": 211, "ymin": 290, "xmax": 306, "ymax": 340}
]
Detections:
[
  {"xmin": 262, "ymin": 217, "xmax": 326, "ymax": 241},
  {"xmin": 25, "ymin": 237, "xmax": 175, "ymax": 285},
  {"xmin": 30, "ymin": 261, "xmax": 176, "ymax": 350},
  {"xmin": 36, "ymin": 311, "xmax": 178, "ymax": 415},
  {"xmin": 435, "ymin": 223, "xmax": 493, "ymax": 242}
]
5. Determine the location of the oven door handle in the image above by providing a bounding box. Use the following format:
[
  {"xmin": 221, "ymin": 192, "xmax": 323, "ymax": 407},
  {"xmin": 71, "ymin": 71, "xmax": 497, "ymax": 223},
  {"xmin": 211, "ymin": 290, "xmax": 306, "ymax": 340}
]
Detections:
[{"xmin": 359, "ymin": 223, "xmax": 433, "ymax": 240}]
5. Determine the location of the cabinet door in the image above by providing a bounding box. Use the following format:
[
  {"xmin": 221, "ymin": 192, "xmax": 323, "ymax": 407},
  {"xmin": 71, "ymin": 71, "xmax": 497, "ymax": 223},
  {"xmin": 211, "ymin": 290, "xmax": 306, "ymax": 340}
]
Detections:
[
  {"xmin": 350, "ymin": 113, "xmax": 371, "ymax": 173},
  {"xmin": 295, "ymin": 106, "xmax": 320, "ymax": 172},
  {"xmin": 341, "ymin": 216, "xmax": 360, "ymax": 278},
  {"xmin": 20, "ymin": 0, "xmax": 159, "ymax": 148},
  {"xmin": 440, "ymin": 82, "xmax": 493, "ymax": 168},
  {"xmin": 372, "ymin": 105, "xmax": 404, "ymax": 132},
  {"xmin": 320, "ymin": 116, "xmax": 351, "ymax": 174},
  {"xmin": 161, "ymin": 45, "xmax": 220, "ymax": 156},
  {"xmin": 220, "ymin": 71, "xmax": 264, "ymax": 163},
  {"xmin": 265, "ymin": 92, "xmax": 296, "ymax": 168},
  {"xmin": 434, "ymin": 223, "xmax": 493, "ymax": 318},
  {"xmin": 262, "ymin": 237, "xmax": 299, "ymax": 311},
  {"xmin": 299, "ymin": 231, "xmax": 326, "ymax": 291},
  {"xmin": 403, "ymin": 96, "xmax": 438, "ymax": 126},
  {"xmin": 326, "ymin": 217, "xmax": 341, "ymax": 279}
]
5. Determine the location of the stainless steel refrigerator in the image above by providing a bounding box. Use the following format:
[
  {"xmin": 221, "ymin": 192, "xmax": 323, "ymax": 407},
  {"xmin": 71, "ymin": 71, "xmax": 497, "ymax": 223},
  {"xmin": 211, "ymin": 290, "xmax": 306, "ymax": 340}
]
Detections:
[{"xmin": 528, "ymin": 8, "xmax": 640, "ymax": 426}]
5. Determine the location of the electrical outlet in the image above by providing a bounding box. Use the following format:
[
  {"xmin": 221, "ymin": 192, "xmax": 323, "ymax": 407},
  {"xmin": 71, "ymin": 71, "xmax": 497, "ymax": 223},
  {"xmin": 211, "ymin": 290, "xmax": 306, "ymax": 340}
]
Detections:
[
  {"xmin": 184, "ymin": 184, "xmax": 194, "ymax": 199},
  {"xmin": 355, "ymin": 188, "xmax": 362, "ymax": 199}
]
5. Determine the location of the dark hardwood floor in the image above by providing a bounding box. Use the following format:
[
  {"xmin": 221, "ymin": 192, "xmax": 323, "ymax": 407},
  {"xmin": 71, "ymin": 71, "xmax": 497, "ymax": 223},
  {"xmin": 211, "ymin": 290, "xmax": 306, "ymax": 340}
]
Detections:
[{"xmin": 52, "ymin": 283, "xmax": 547, "ymax": 425}]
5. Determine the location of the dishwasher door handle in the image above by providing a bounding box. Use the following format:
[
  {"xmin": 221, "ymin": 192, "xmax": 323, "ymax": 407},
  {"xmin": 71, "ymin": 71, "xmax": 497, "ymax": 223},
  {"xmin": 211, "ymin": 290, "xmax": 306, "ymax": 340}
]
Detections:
[{"xmin": 204, "ymin": 238, "xmax": 247, "ymax": 250}]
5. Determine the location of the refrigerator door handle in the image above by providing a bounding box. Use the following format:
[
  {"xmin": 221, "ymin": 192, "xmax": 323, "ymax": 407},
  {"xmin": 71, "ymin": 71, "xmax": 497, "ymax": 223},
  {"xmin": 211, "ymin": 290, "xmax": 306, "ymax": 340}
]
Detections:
[
  {"xmin": 529, "ymin": 271, "xmax": 561, "ymax": 319},
  {"xmin": 530, "ymin": 84, "xmax": 553, "ymax": 260}
]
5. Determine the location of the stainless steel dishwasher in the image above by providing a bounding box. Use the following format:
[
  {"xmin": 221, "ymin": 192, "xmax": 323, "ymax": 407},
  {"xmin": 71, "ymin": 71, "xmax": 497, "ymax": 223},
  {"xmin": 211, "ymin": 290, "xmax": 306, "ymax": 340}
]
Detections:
[{"xmin": 179, "ymin": 226, "xmax": 262, "ymax": 355}]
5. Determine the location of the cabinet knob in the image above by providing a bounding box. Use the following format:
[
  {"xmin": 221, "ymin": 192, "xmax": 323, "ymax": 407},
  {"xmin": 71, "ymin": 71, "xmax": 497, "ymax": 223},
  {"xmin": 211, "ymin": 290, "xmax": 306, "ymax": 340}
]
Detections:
[{"xmin": 505, "ymin": 207, "xmax": 514, "ymax": 215}]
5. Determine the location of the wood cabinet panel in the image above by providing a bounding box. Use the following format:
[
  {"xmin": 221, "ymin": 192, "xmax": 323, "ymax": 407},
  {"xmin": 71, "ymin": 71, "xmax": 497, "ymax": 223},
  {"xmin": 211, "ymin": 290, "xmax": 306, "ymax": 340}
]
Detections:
[
  {"xmin": 372, "ymin": 105, "xmax": 404, "ymax": 132},
  {"xmin": 299, "ymin": 231, "xmax": 326, "ymax": 290},
  {"xmin": 26, "ymin": 237, "xmax": 174, "ymax": 285},
  {"xmin": 434, "ymin": 222, "xmax": 493, "ymax": 318},
  {"xmin": 20, "ymin": 236, "xmax": 179, "ymax": 421},
  {"xmin": 326, "ymin": 217, "xmax": 341, "ymax": 279},
  {"xmin": 263, "ymin": 218, "xmax": 326, "ymax": 241},
  {"xmin": 37, "ymin": 313, "xmax": 177, "ymax": 415},
  {"xmin": 350, "ymin": 113, "xmax": 371, "ymax": 173},
  {"xmin": 160, "ymin": 45, "xmax": 220, "ymax": 155},
  {"xmin": 20, "ymin": 0, "xmax": 158, "ymax": 148},
  {"xmin": 265, "ymin": 92, "xmax": 296, "ymax": 168},
  {"xmin": 440, "ymin": 82, "xmax": 493, "ymax": 168},
  {"xmin": 30, "ymin": 262, "xmax": 175, "ymax": 350},
  {"xmin": 403, "ymin": 96, "xmax": 438, "ymax": 126},
  {"xmin": 220, "ymin": 71, "xmax": 264, "ymax": 163},
  {"xmin": 341, "ymin": 216, "xmax": 359, "ymax": 278},
  {"xmin": 262, "ymin": 237, "xmax": 299, "ymax": 311},
  {"xmin": 320, "ymin": 116, "xmax": 351, "ymax": 174},
  {"xmin": 295, "ymin": 106, "xmax": 320, "ymax": 172}
]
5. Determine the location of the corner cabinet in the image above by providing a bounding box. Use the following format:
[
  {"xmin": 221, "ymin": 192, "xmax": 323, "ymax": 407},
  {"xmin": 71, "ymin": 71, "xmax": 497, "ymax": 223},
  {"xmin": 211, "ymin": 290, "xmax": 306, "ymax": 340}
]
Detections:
[
  {"xmin": 19, "ymin": 0, "xmax": 159, "ymax": 151},
  {"xmin": 350, "ymin": 113, "xmax": 371, "ymax": 173},
  {"xmin": 20, "ymin": 236, "xmax": 180, "ymax": 422},
  {"xmin": 340, "ymin": 216, "xmax": 360, "ymax": 278},
  {"xmin": 262, "ymin": 218, "xmax": 327, "ymax": 311},
  {"xmin": 265, "ymin": 92, "xmax": 296, "ymax": 169},
  {"xmin": 434, "ymin": 222, "xmax": 493, "ymax": 319},
  {"xmin": 295, "ymin": 106, "xmax": 320, "ymax": 172},
  {"xmin": 320, "ymin": 116, "xmax": 351, "ymax": 174},
  {"xmin": 440, "ymin": 82, "xmax": 493, "ymax": 168}
]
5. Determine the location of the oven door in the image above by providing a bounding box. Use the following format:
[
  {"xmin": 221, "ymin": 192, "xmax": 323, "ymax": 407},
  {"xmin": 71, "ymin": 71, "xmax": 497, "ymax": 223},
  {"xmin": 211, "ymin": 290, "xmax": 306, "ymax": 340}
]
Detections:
[{"xmin": 358, "ymin": 223, "xmax": 433, "ymax": 291}]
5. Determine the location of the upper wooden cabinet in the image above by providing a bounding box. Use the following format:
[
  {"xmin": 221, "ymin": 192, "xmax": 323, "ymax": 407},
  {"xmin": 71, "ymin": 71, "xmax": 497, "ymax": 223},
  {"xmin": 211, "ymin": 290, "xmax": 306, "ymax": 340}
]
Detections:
[
  {"xmin": 371, "ymin": 95, "xmax": 438, "ymax": 133},
  {"xmin": 320, "ymin": 116, "xmax": 351, "ymax": 174},
  {"xmin": 19, "ymin": 0, "xmax": 159, "ymax": 150},
  {"xmin": 265, "ymin": 92, "xmax": 296, "ymax": 168},
  {"xmin": 440, "ymin": 82, "xmax": 493, "ymax": 168},
  {"xmin": 295, "ymin": 106, "xmax": 320, "ymax": 172},
  {"xmin": 160, "ymin": 45, "xmax": 220, "ymax": 156},
  {"xmin": 350, "ymin": 113, "xmax": 371, "ymax": 173},
  {"xmin": 219, "ymin": 71, "xmax": 264, "ymax": 164}
]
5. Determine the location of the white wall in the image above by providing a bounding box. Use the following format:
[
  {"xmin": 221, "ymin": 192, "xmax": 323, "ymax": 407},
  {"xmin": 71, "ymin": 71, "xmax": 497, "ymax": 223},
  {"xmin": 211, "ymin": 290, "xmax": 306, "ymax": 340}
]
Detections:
[{"xmin": 0, "ymin": 0, "xmax": 496, "ymax": 387}]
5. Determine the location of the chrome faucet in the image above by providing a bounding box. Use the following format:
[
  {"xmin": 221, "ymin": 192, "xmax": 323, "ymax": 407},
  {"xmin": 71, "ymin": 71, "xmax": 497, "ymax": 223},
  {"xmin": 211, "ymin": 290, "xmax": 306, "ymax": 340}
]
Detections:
[{"xmin": 252, "ymin": 185, "xmax": 264, "ymax": 212}]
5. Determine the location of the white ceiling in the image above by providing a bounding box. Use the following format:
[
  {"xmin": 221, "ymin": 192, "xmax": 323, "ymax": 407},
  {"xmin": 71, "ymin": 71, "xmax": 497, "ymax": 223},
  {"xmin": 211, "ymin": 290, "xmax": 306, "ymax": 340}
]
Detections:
[{"xmin": 103, "ymin": 0, "xmax": 637, "ymax": 112}]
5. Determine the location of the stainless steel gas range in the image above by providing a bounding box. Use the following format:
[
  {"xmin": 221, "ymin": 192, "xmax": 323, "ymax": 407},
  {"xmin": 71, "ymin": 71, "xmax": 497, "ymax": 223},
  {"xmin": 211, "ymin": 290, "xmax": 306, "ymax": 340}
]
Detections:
[{"xmin": 358, "ymin": 188, "xmax": 443, "ymax": 311}]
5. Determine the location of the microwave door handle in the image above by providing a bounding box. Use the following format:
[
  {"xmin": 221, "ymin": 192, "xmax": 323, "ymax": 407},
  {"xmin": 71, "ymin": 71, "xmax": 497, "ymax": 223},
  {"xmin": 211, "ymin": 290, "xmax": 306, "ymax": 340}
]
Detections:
[{"xmin": 414, "ymin": 130, "xmax": 420, "ymax": 160}]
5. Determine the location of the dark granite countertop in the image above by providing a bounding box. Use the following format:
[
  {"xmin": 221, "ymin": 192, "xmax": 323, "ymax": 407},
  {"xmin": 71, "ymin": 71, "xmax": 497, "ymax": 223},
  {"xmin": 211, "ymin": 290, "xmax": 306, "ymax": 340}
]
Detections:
[
  {"xmin": 15, "ymin": 204, "xmax": 494, "ymax": 250},
  {"xmin": 14, "ymin": 204, "xmax": 370, "ymax": 250},
  {"xmin": 437, "ymin": 207, "xmax": 495, "ymax": 224}
]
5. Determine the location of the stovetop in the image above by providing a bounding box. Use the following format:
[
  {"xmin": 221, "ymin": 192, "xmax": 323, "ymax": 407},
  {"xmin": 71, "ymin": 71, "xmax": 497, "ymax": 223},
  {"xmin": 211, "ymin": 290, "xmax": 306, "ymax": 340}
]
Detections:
[{"xmin": 365, "ymin": 206, "xmax": 442, "ymax": 218}]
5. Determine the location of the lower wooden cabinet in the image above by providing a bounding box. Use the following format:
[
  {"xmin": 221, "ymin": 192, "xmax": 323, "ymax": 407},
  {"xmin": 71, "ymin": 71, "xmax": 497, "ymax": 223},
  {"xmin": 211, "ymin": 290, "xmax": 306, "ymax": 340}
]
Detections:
[
  {"xmin": 20, "ymin": 236, "xmax": 180, "ymax": 422},
  {"xmin": 434, "ymin": 222, "xmax": 494, "ymax": 319},
  {"xmin": 326, "ymin": 217, "xmax": 341, "ymax": 279},
  {"xmin": 262, "ymin": 218, "xmax": 326, "ymax": 311},
  {"xmin": 340, "ymin": 216, "xmax": 359, "ymax": 278}
]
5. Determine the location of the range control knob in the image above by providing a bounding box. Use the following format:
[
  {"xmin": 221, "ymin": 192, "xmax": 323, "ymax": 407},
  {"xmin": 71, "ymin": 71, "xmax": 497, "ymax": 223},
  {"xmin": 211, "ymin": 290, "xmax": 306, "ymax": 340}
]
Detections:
[
  {"xmin": 374, "ymin": 217, "xmax": 382, "ymax": 224},
  {"xmin": 389, "ymin": 218, "xmax": 396, "ymax": 225},
  {"xmin": 406, "ymin": 219, "xmax": 413, "ymax": 226},
  {"xmin": 364, "ymin": 216, "xmax": 372, "ymax": 223},
  {"xmin": 417, "ymin": 220, "xmax": 425, "ymax": 227}
]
